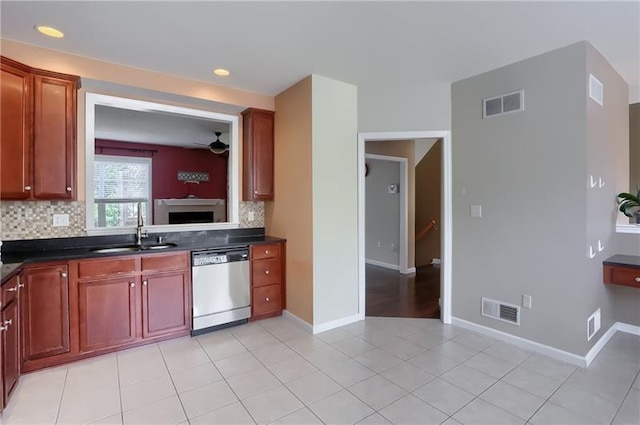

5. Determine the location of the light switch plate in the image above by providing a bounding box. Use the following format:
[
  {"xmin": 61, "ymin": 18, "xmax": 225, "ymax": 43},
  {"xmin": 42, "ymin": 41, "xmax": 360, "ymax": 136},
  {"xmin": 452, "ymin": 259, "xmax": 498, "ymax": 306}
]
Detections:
[
  {"xmin": 522, "ymin": 294, "xmax": 532, "ymax": 309},
  {"xmin": 53, "ymin": 213, "xmax": 69, "ymax": 227}
]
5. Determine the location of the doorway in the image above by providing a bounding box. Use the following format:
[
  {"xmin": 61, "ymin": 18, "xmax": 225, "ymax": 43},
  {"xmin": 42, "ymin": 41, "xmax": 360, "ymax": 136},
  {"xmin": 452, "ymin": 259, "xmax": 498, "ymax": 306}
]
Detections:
[{"xmin": 358, "ymin": 131, "xmax": 452, "ymax": 324}]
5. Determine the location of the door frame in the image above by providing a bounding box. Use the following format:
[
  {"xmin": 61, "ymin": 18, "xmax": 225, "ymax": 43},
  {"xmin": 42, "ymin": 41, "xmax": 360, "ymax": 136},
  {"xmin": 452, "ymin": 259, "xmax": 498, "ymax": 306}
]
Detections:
[
  {"xmin": 364, "ymin": 153, "xmax": 410, "ymax": 274},
  {"xmin": 358, "ymin": 131, "xmax": 452, "ymax": 324}
]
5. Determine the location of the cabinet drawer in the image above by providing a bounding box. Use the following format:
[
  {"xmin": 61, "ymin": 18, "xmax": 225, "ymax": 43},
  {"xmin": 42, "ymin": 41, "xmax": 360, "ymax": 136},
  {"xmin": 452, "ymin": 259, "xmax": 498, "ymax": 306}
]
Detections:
[
  {"xmin": 251, "ymin": 243, "xmax": 280, "ymax": 260},
  {"xmin": 604, "ymin": 265, "xmax": 640, "ymax": 288},
  {"xmin": 2, "ymin": 275, "xmax": 19, "ymax": 307},
  {"xmin": 251, "ymin": 258, "xmax": 281, "ymax": 287},
  {"xmin": 141, "ymin": 252, "xmax": 188, "ymax": 272},
  {"xmin": 77, "ymin": 257, "xmax": 136, "ymax": 279},
  {"xmin": 252, "ymin": 285, "xmax": 281, "ymax": 317}
]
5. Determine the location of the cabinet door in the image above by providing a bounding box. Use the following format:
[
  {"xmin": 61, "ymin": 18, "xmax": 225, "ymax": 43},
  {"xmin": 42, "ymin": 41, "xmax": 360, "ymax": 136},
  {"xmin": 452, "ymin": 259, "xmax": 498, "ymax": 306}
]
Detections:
[
  {"xmin": 242, "ymin": 108, "xmax": 274, "ymax": 200},
  {"xmin": 0, "ymin": 58, "xmax": 31, "ymax": 199},
  {"xmin": 2, "ymin": 299, "xmax": 19, "ymax": 404},
  {"xmin": 79, "ymin": 277, "xmax": 137, "ymax": 352},
  {"xmin": 141, "ymin": 271, "xmax": 190, "ymax": 338},
  {"xmin": 32, "ymin": 73, "xmax": 78, "ymax": 200},
  {"xmin": 21, "ymin": 265, "xmax": 70, "ymax": 361}
]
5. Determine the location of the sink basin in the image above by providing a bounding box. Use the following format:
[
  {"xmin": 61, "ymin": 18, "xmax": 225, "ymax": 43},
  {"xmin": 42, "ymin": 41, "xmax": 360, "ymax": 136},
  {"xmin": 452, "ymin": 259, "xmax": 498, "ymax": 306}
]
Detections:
[
  {"xmin": 89, "ymin": 243, "xmax": 177, "ymax": 254},
  {"xmin": 141, "ymin": 243, "xmax": 177, "ymax": 250},
  {"xmin": 89, "ymin": 245, "xmax": 140, "ymax": 253}
]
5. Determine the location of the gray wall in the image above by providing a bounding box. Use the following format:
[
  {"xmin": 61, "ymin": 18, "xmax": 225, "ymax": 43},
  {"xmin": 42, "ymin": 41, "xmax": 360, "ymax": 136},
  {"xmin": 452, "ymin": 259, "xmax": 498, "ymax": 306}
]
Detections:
[
  {"xmin": 630, "ymin": 103, "xmax": 640, "ymax": 190},
  {"xmin": 365, "ymin": 158, "xmax": 401, "ymax": 267},
  {"xmin": 585, "ymin": 44, "xmax": 631, "ymax": 338},
  {"xmin": 451, "ymin": 42, "xmax": 624, "ymax": 356}
]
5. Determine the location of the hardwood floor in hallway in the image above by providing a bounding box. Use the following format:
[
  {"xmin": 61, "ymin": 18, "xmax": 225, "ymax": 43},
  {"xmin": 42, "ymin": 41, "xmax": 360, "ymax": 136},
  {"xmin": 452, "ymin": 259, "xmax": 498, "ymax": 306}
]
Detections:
[{"xmin": 365, "ymin": 264, "xmax": 441, "ymax": 318}]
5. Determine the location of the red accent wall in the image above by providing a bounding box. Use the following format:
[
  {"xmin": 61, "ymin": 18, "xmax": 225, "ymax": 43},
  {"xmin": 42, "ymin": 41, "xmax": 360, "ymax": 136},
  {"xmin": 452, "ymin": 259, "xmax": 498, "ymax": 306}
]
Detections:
[{"xmin": 95, "ymin": 139, "xmax": 228, "ymax": 201}]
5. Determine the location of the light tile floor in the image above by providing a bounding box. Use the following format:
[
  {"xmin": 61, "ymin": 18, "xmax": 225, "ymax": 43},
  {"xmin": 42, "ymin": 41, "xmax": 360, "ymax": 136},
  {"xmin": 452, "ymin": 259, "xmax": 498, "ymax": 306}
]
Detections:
[{"xmin": 2, "ymin": 317, "xmax": 639, "ymax": 425}]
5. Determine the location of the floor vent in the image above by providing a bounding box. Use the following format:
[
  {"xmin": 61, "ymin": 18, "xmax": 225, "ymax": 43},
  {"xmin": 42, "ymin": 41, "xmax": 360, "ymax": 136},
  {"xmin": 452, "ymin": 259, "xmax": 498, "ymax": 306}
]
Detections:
[
  {"xmin": 587, "ymin": 308, "xmax": 601, "ymax": 341},
  {"xmin": 481, "ymin": 297, "xmax": 520, "ymax": 325},
  {"xmin": 483, "ymin": 90, "xmax": 524, "ymax": 118}
]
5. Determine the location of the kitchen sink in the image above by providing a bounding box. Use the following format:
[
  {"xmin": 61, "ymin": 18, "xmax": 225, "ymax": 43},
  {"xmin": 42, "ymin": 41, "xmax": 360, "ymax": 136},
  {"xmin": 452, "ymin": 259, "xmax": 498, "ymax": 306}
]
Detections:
[
  {"xmin": 141, "ymin": 243, "xmax": 177, "ymax": 250},
  {"xmin": 89, "ymin": 243, "xmax": 177, "ymax": 254}
]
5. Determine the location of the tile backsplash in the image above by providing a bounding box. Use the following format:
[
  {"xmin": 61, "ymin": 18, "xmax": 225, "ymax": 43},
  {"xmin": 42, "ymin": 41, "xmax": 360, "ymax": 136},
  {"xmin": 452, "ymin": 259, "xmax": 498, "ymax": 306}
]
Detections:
[
  {"xmin": 1, "ymin": 200, "xmax": 265, "ymax": 241},
  {"xmin": 1, "ymin": 201, "xmax": 86, "ymax": 240}
]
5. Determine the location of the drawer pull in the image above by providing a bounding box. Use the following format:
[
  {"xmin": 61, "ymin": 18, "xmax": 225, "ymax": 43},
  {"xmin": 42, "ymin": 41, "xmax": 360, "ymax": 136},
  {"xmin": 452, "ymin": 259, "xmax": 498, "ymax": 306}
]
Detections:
[
  {"xmin": 636, "ymin": 277, "xmax": 640, "ymax": 283},
  {"xmin": 66, "ymin": 186, "xmax": 72, "ymax": 192},
  {"xmin": 265, "ymin": 250, "xmax": 269, "ymax": 254},
  {"xmin": 24, "ymin": 185, "xmax": 31, "ymax": 191},
  {"xmin": 265, "ymin": 297, "xmax": 270, "ymax": 302},
  {"xmin": 265, "ymin": 270, "xmax": 270, "ymax": 275},
  {"xmin": 0, "ymin": 325, "xmax": 7, "ymax": 332},
  {"xmin": 3, "ymin": 319, "xmax": 12, "ymax": 326},
  {"xmin": 143, "ymin": 280, "xmax": 148, "ymax": 286},
  {"xmin": 18, "ymin": 284, "xmax": 24, "ymax": 288},
  {"xmin": 130, "ymin": 282, "xmax": 135, "ymax": 288},
  {"xmin": 61, "ymin": 272, "xmax": 68, "ymax": 278},
  {"xmin": 6, "ymin": 286, "xmax": 17, "ymax": 292}
]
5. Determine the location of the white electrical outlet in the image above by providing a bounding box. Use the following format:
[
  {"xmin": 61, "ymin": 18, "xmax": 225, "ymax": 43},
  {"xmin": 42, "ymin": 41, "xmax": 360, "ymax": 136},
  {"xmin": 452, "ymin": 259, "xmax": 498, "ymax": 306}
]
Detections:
[
  {"xmin": 52, "ymin": 213, "xmax": 69, "ymax": 227},
  {"xmin": 390, "ymin": 243, "xmax": 397, "ymax": 252},
  {"xmin": 470, "ymin": 205, "xmax": 482, "ymax": 218},
  {"xmin": 522, "ymin": 294, "xmax": 532, "ymax": 309},
  {"xmin": 377, "ymin": 241, "xmax": 382, "ymax": 248},
  {"xmin": 248, "ymin": 211, "xmax": 255, "ymax": 222}
]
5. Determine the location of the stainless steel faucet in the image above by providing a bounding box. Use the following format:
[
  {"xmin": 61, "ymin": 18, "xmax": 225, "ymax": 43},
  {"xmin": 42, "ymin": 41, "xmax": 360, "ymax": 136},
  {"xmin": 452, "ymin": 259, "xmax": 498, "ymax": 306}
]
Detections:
[{"xmin": 135, "ymin": 202, "xmax": 148, "ymax": 246}]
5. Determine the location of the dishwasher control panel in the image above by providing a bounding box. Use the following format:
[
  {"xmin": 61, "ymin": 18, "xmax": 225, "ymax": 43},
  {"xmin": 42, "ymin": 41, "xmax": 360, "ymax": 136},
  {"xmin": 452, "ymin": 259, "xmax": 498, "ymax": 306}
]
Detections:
[{"xmin": 193, "ymin": 255, "xmax": 228, "ymax": 266}]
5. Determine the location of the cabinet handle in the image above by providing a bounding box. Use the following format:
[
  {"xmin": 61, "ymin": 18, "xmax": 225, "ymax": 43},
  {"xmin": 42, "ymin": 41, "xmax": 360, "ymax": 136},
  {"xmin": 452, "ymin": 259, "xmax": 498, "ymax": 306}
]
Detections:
[
  {"xmin": 130, "ymin": 282, "xmax": 135, "ymax": 288},
  {"xmin": 6, "ymin": 286, "xmax": 18, "ymax": 292},
  {"xmin": 24, "ymin": 185, "xmax": 31, "ymax": 191},
  {"xmin": 18, "ymin": 283, "xmax": 24, "ymax": 288},
  {"xmin": 143, "ymin": 280, "xmax": 148, "ymax": 286},
  {"xmin": 265, "ymin": 270, "xmax": 270, "ymax": 275},
  {"xmin": 3, "ymin": 319, "xmax": 12, "ymax": 326},
  {"xmin": 61, "ymin": 272, "xmax": 68, "ymax": 278},
  {"xmin": 265, "ymin": 297, "xmax": 270, "ymax": 302},
  {"xmin": 66, "ymin": 186, "xmax": 72, "ymax": 192},
  {"xmin": 0, "ymin": 325, "xmax": 7, "ymax": 332},
  {"xmin": 635, "ymin": 277, "xmax": 640, "ymax": 283},
  {"xmin": 254, "ymin": 190, "xmax": 258, "ymax": 194},
  {"xmin": 265, "ymin": 250, "xmax": 269, "ymax": 254}
]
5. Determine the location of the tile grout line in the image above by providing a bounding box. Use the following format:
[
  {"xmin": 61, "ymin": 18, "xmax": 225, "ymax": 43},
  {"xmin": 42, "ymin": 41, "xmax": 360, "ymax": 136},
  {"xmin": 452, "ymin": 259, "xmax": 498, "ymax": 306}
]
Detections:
[
  {"xmin": 115, "ymin": 352, "xmax": 125, "ymax": 425},
  {"xmin": 156, "ymin": 341, "xmax": 192, "ymax": 424},
  {"xmin": 54, "ymin": 367, "xmax": 70, "ymax": 425},
  {"xmin": 609, "ymin": 367, "xmax": 640, "ymax": 425}
]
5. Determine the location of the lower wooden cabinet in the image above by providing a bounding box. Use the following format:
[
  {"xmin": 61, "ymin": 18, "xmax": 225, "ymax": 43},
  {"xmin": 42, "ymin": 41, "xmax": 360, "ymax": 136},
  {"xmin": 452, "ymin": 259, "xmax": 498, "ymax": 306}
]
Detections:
[
  {"xmin": 250, "ymin": 242, "xmax": 286, "ymax": 320},
  {"xmin": 1, "ymin": 275, "xmax": 20, "ymax": 409},
  {"xmin": 79, "ymin": 277, "xmax": 137, "ymax": 352},
  {"xmin": 21, "ymin": 264, "xmax": 70, "ymax": 362},
  {"xmin": 142, "ymin": 270, "xmax": 191, "ymax": 338}
]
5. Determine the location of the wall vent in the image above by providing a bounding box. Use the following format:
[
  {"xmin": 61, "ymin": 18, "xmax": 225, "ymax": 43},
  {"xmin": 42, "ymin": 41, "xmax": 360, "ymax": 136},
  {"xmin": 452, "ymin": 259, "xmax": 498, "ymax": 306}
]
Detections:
[
  {"xmin": 483, "ymin": 90, "xmax": 524, "ymax": 118},
  {"xmin": 589, "ymin": 74, "xmax": 604, "ymax": 106},
  {"xmin": 481, "ymin": 297, "xmax": 520, "ymax": 325},
  {"xmin": 587, "ymin": 308, "xmax": 601, "ymax": 341}
]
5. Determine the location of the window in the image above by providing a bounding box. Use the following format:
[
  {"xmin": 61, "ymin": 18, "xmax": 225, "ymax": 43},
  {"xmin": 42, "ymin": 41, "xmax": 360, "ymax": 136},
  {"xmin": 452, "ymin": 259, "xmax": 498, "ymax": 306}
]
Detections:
[{"xmin": 94, "ymin": 155, "xmax": 152, "ymax": 228}]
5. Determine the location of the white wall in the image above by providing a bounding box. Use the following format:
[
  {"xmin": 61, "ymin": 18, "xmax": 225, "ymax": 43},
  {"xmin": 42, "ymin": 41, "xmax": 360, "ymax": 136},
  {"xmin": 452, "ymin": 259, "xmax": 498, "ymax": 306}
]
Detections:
[
  {"xmin": 365, "ymin": 158, "xmax": 401, "ymax": 267},
  {"xmin": 312, "ymin": 75, "xmax": 359, "ymax": 326}
]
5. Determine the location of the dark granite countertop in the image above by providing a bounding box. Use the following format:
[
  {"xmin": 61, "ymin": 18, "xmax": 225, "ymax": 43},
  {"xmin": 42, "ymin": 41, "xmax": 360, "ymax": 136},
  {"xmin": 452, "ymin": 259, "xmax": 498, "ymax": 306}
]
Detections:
[
  {"xmin": 1, "ymin": 228, "xmax": 285, "ymax": 283},
  {"xmin": 603, "ymin": 255, "xmax": 640, "ymax": 268}
]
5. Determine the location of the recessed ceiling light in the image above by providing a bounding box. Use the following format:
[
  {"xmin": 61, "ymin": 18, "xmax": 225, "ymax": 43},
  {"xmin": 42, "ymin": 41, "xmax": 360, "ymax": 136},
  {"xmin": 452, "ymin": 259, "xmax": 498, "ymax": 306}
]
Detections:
[
  {"xmin": 35, "ymin": 25, "xmax": 64, "ymax": 38},
  {"xmin": 213, "ymin": 68, "xmax": 230, "ymax": 77}
]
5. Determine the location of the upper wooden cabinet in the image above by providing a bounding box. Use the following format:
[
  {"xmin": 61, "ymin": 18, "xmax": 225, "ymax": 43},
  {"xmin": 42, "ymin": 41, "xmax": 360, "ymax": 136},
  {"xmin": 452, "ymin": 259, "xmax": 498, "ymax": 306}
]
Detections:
[
  {"xmin": 242, "ymin": 108, "xmax": 275, "ymax": 201},
  {"xmin": 0, "ymin": 56, "xmax": 79, "ymax": 200}
]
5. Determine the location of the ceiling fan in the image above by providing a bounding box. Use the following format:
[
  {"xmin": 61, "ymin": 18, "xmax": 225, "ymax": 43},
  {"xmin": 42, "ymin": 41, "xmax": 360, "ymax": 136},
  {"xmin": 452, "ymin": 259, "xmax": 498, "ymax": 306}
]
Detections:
[{"xmin": 195, "ymin": 131, "xmax": 229, "ymax": 155}]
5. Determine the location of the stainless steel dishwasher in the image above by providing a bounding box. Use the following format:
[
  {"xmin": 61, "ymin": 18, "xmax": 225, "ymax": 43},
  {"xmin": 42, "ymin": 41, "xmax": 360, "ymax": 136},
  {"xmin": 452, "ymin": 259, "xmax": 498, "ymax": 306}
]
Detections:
[{"xmin": 191, "ymin": 247, "xmax": 250, "ymax": 334}]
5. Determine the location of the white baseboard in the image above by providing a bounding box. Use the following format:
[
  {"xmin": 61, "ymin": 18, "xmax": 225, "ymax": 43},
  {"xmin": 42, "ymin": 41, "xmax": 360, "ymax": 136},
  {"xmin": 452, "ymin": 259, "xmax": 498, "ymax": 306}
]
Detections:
[
  {"xmin": 282, "ymin": 310, "xmax": 313, "ymax": 333},
  {"xmin": 313, "ymin": 313, "xmax": 362, "ymax": 334},
  {"xmin": 366, "ymin": 259, "xmax": 399, "ymax": 271},
  {"xmin": 452, "ymin": 317, "xmax": 640, "ymax": 368},
  {"xmin": 452, "ymin": 317, "xmax": 587, "ymax": 367},
  {"xmin": 401, "ymin": 267, "xmax": 416, "ymax": 275},
  {"xmin": 617, "ymin": 322, "xmax": 640, "ymax": 336}
]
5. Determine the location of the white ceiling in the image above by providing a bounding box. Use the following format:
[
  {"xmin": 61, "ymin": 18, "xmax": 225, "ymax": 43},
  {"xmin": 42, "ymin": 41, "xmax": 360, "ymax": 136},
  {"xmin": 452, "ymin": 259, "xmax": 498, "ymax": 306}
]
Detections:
[{"xmin": 1, "ymin": 1, "xmax": 639, "ymax": 102}]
